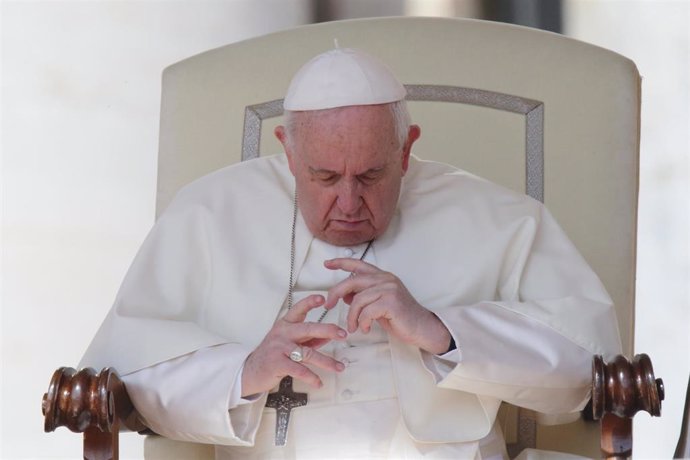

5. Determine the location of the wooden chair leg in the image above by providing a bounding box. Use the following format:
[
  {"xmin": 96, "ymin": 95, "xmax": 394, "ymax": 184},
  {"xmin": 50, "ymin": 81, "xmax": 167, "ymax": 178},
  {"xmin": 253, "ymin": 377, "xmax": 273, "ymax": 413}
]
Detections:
[
  {"xmin": 674, "ymin": 375, "xmax": 690, "ymax": 458},
  {"xmin": 84, "ymin": 424, "xmax": 119, "ymax": 460},
  {"xmin": 600, "ymin": 413, "xmax": 632, "ymax": 460}
]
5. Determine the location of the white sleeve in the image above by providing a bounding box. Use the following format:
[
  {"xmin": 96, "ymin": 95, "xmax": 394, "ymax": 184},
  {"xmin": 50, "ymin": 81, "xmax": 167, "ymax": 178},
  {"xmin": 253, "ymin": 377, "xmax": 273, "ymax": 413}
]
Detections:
[
  {"xmin": 420, "ymin": 206, "xmax": 622, "ymax": 415},
  {"xmin": 121, "ymin": 343, "xmax": 267, "ymax": 446},
  {"xmin": 422, "ymin": 304, "xmax": 599, "ymax": 414}
]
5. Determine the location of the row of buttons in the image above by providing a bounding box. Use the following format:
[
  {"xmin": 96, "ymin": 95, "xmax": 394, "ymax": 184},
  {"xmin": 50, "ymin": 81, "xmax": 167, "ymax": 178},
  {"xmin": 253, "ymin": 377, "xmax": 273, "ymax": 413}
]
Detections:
[{"xmin": 339, "ymin": 246, "xmax": 360, "ymax": 402}]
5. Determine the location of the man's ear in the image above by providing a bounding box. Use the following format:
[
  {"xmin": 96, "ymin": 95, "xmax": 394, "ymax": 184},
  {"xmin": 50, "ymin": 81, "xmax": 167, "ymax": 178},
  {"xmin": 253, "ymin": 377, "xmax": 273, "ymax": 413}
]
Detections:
[
  {"xmin": 401, "ymin": 124, "xmax": 421, "ymax": 174},
  {"xmin": 275, "ymin": 126, "xmax": 296, "ymax": 175}
]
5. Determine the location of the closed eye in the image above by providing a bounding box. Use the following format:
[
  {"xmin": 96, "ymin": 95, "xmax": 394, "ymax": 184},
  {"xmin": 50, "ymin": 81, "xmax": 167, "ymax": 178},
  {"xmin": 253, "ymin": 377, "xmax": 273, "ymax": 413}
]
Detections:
[
  {"xmin": 309, "ymin": 168, "xmax": 340, "ymax": 184},
  {"xmin": 357, "ymin": 169, "xmax": 385, "ymax": 184}
]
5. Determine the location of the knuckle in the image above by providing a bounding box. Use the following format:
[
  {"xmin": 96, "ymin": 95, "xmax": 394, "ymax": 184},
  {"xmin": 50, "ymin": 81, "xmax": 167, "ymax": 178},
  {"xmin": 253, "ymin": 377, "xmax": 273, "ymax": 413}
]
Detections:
[
  {"xmin": 330, "ymin": 324, "xmax": 344, "ymax": 336},
  {"xmin": 294, "ymin": 365, "xmax": 312, "ymax": 379},
  {"xmin": 303, "ymin": 321, "xmax": 316, "ymax": 336},
  {"xmin": 381, "ymin": 271, "xmax": 395, "ymax": 281},
  {"xmin": 301, "ymin": 347, "xmax": 314, "ymax": 361}
]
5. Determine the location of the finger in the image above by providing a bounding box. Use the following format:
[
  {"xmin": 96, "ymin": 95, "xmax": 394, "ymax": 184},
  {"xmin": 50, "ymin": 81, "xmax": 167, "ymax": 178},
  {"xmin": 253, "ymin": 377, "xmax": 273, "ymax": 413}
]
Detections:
[
  {"xmin": 347, "ymin": 290, "xmax": 384, "ymax": 333},
  {"xmin": 283, "ymin": 294, "xmax": 325, "ymax": 323},
  {"xmin": 286, "ymin": 321, "xmax": 348, "ymax": 342},
  {"xmin": 324, "ymin": 258, "xmax": 381, "ymax": 276},
  {"xmin": 301, "ymin": 337, "xmax": 331, "ymax": 349},
  {"xmin": 284, "ymin": 360, "xmax": 323, "ymax": 389},
  {"xmin": 324, "ymin": 273, "xmax": 385, "ymax": 308},
  {"xmin": 294, "ymin": 346, "xmax": 346, "ymax": 373},
  {"xmin": 358, "ymin": 303, "xmax": 389, "ymax": 334}
]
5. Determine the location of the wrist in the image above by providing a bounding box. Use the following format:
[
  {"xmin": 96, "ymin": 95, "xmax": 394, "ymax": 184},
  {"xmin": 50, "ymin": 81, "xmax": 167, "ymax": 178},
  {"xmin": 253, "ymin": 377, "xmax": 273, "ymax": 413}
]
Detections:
[
  {"xmin": 444, "ymin": 335, "xmax": 456, "ymax": 354},
  {"xmin": 418, "ymin": 311, "xmax": 453, "ymax": 355}
]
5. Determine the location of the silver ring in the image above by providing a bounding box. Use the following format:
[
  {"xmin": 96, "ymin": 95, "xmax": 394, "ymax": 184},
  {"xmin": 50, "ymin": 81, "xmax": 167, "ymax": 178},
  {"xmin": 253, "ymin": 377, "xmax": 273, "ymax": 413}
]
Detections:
[{"xmin": 289, "ymin": 347, "xmax": 303, "ymax": 362}]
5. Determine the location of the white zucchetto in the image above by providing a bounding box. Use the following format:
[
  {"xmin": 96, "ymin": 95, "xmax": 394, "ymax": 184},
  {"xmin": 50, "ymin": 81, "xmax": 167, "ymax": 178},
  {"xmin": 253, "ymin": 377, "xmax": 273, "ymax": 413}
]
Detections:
[{"xmin": 283, "ymin": 47, "xmax": 406, "ymax": 111}]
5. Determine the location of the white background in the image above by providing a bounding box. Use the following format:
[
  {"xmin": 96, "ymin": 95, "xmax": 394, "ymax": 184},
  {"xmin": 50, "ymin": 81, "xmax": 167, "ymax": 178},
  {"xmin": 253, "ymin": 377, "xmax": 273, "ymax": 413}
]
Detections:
[{"xmin": 2, "ymin": 1, "xmax": 688, "ymax": 458}]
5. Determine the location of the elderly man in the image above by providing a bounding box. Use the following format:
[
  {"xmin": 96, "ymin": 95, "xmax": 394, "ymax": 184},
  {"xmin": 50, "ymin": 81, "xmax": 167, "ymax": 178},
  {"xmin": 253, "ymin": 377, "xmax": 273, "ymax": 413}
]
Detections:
[{"xmin": 81, "ymin": 48, "xmax": 621, "ymax": 459}]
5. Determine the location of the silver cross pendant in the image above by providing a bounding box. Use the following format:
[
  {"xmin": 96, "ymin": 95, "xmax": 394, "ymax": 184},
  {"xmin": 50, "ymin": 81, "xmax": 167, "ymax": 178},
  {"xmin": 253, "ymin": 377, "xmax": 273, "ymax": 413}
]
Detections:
[{"xmin": 265, "ymin": 376, "xmax": 308, "ymax": 446}]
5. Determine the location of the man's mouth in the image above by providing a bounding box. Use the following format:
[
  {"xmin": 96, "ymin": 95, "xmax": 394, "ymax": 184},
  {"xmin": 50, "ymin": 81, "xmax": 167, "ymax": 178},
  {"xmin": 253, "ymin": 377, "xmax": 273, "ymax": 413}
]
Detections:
[{"xmin": 330, "ymin": 219, "xmax": 368, "ymax": 230}]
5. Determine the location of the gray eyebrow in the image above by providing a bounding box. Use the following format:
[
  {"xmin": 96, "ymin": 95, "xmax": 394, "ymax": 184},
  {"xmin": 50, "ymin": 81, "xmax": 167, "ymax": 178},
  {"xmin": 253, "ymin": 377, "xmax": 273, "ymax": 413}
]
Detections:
[
  {"xmin": 309, "ymin": 167, "xmax": 338, "ymax": 175},
  {"xmin": 307, "ymin": 165, "xmax": 387, "ymax": 178}
]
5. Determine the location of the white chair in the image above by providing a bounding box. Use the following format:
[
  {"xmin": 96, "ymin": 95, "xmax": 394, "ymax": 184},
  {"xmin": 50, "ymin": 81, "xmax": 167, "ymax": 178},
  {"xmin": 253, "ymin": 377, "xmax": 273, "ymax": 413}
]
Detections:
[
  {"xmin": 155, "ymin": 17, "xmax": 640, "ymax": 456},
  {"xmin": 43, "ymin": 17, "xmax": 651, "ymax": 459}
]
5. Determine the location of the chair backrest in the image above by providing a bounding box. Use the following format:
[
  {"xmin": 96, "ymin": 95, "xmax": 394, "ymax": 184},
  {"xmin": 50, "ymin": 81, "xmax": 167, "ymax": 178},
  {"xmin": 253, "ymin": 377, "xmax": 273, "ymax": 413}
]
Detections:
[{"xmin": 156, "ymin": 17, "xmax": 640, "ymax": 456}]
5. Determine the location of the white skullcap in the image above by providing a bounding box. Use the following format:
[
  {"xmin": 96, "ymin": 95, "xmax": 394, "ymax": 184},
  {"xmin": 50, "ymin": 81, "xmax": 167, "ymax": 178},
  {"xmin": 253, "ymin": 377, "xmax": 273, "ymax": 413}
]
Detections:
[{"xmin": 283, "ymin": 47, "xmax": 406, "ymax": 111}]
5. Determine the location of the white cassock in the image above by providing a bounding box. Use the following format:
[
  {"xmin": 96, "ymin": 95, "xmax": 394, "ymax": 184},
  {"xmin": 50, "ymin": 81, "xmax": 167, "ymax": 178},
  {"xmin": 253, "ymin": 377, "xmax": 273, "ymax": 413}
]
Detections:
[{"xmin": 80, "ymin": 154, "xmax": 622, "ymax": 459}]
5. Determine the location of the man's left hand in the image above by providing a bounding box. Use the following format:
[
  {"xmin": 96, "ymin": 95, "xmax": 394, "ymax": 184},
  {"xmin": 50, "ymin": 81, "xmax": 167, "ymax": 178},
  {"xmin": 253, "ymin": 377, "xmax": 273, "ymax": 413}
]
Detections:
[{"xmin": 324, "ymin": 258, "xmax": 452, "ymax": 355}]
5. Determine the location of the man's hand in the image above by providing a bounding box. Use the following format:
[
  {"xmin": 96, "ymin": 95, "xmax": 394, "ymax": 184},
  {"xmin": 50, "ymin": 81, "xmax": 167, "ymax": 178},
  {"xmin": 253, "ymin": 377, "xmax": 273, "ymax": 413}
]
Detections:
[
  {"xmin": 324, "ymin": 258, "xmax": 452, "ymax": 355},
  {"xmin": 241, "ymin": 294, "xmax": 347, "ymax": 397}
]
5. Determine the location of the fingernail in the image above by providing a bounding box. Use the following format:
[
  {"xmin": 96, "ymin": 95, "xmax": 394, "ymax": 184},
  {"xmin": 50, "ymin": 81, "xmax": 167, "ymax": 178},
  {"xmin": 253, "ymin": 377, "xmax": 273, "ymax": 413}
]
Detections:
[
  {"xmin": 337, "ymin": 329, "xmax": 347, "ymax": 338},
  {"xmin": 336, "ymin": 362, "xmax": 345, "ymax": 371}
]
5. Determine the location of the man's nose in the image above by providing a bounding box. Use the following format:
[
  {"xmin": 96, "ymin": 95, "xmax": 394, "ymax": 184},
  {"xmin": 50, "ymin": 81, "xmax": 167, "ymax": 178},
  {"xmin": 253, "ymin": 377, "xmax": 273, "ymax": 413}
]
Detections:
[{"xmin": 336, "ymin": 181, "xmax": 362, "ymax": 215}]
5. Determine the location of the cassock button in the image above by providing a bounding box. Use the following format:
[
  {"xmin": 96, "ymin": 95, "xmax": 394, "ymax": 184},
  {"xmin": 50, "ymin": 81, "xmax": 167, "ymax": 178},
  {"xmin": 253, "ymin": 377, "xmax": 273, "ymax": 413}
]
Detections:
[
  {"xmin": 341, "ymin": 389, "xmax": 353, "ymax": 400},
  {"xmin": 343, "ymin": 248, "xmax": 355, "ymax": 257}
]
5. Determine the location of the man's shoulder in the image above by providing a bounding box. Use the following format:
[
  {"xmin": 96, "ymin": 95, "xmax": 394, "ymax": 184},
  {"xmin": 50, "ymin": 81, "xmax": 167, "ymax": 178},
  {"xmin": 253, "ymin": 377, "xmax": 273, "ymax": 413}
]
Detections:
[
  {"xmin": 164, "ymin": 154, "xmax": 292, "ymax": 214},
  {"xmin": 404, "ymin": 156, "xmax": 541, "ymax": 216}
]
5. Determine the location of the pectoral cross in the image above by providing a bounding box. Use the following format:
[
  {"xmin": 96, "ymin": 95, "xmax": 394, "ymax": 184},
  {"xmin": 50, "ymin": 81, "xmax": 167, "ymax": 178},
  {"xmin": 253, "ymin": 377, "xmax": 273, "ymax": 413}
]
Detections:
[{"xmin": 265, "ymin": 376, "xmax": 308, "ymax": 446}]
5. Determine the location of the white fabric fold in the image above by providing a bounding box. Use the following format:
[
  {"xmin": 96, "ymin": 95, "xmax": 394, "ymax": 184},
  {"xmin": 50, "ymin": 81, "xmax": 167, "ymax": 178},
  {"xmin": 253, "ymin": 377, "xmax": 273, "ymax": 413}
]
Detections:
[{"xmin": 122, "ymin": 343, "xmax": 263, "ymax": 445}]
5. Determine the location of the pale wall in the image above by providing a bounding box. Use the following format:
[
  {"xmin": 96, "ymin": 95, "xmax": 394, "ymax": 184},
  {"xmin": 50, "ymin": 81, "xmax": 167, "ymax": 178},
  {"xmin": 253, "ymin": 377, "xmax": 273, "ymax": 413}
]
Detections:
[{"xmin": 1, "ymin": 1, "xmax": 311, "ymax": 458}]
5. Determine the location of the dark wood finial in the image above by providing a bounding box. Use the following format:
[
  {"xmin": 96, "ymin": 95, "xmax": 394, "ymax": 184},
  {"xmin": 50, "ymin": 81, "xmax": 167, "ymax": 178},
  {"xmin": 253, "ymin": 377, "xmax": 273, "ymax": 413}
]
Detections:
[
  {"xmin": 591, "ymin": 354, "xmax": 664, "ymax": 459},
  {"xmin": 43, "ymin": 367, "xmax": 122, "ymax": 434},
  {"xmin": 591, "ymin": 353, "xmax": 664, "ymax": 420},
  {"xmin": 43, "ymin": 367, "xmax": 147, "ymax": 460},
  {"xmin": 43, "ymin": 366, "xmax": 146, "ymax": 434}
]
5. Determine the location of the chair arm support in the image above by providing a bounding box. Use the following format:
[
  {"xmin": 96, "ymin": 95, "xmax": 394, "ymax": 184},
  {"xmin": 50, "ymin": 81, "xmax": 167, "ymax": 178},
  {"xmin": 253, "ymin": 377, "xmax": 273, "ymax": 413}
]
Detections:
[
  {"xmin": 43, "ymin": 356, "xmax": 665, "ymax": 460},
  {"xmin": 42, "ymin": 367, "xmax": 147, "ymax": 460},
  {"xmin": 590, "ymin": 354, "xmax": 664, "ymax": 460}
]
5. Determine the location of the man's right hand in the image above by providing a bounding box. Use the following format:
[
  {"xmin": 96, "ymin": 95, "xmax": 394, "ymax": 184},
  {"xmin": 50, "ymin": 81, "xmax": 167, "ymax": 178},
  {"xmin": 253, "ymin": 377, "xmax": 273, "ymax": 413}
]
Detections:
[{"xmin": 241, "ymin": 294, "xmax": 348, "ymax": 397}]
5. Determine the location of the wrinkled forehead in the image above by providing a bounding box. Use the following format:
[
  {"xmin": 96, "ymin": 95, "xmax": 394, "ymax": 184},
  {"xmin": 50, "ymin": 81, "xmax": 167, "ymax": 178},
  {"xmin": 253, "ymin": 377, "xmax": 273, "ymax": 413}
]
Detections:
[{"xmin": 289, "ymin": 105, "xmax": 400, "ymax": 169}]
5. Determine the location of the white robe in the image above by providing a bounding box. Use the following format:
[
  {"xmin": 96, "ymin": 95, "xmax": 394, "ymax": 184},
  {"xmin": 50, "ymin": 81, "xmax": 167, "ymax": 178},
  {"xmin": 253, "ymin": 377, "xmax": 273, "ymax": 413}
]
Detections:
[{"xmin": 80, "ymin": 154, "xmax": 622, "ymax": 454}]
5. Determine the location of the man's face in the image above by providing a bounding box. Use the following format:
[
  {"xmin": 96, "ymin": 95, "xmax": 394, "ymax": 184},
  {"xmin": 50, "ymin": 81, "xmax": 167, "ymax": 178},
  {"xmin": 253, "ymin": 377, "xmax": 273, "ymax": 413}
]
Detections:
[{"xmin": 276, "ymin": 104, "xmax": 420, "ymax": 247}]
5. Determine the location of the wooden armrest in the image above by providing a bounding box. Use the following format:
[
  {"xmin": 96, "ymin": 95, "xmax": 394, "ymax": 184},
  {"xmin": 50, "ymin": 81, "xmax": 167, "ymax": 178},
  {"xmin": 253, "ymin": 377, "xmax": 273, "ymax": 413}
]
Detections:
[
  {"xmin": 44, "ymin": 356, "xmax": 664, "ymax": 460},
  {"xmin": 42, "ymin": 367, "xmax": 147, "ymax": 460},
  {"xmin": 590, "ymin": 354, "xmax": 664, "ymax": 459}
]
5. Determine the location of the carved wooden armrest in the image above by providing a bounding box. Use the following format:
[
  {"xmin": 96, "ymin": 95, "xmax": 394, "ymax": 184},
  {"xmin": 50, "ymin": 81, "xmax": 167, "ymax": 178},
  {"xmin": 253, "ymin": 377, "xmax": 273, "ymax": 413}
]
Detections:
[
  {"xmin": 590, "ymin": 353, "xmax": 664, "ymax": 459},
  {"xmin": 44, "ymin": 356, "xmax": 665, "ymax": 460},
  {"xmin": 42, "ymin": 367, "xmax": 147, "ymax": 460}
]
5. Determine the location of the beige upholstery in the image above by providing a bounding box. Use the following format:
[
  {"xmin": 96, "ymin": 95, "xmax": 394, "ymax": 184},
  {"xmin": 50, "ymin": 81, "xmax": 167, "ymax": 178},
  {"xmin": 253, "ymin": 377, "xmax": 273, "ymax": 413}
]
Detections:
[{"xmin": 153, "ymin": 17, "xmax": 640, "ymax": 457}]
